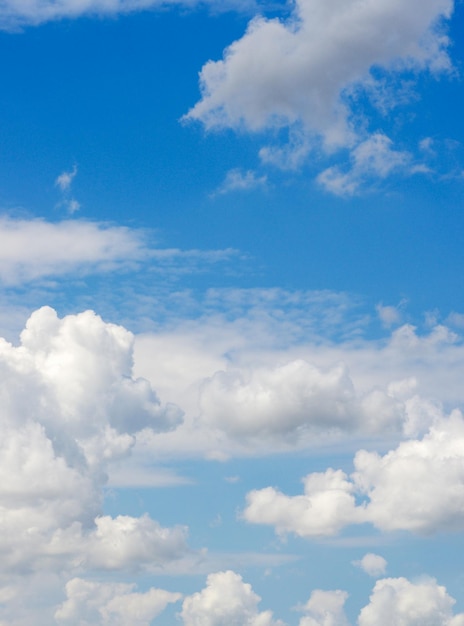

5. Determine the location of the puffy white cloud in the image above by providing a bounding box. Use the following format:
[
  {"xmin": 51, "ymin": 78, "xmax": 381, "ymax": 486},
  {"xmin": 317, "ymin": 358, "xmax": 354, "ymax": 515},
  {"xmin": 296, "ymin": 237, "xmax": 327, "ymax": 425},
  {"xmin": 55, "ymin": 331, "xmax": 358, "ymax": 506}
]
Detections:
[
  {"xmin": 353, "ymin": 553, "xmax": 387, "ymax": 577},
  {"xmin": 358, "ymin": 577, "xmax": 464, "ymax": 626},
  {"xmin": 55, "ymin": 577, "xmax": 182, "ymax": 625},
  {"xmin": 243, "ymin": 411, "xmax": 464, "ymax": 536},
  {"xmin": 188, "ymin": 0, "xmax": 453, "ymax": 136},
  {"xmin": 298, "ymin": 589, "xmax": 350, "ymax": 626},
  {"xmin": 316, "ymin": 134, "xmax": 413, "ymax": 196},
  {"xmin": 0, "ymin": 306, "xmax": 187, "ymax": 580},
  {"xmin": 186, "ymin": 0, "xmax": 453, "ymax": 185},
  {"xmin": 198, "ymin": 359, "xmax": 412, "ymax": 445},
  {"xmin": 181, "ymin": 570, "xmax": 285, "ymax": 626}
]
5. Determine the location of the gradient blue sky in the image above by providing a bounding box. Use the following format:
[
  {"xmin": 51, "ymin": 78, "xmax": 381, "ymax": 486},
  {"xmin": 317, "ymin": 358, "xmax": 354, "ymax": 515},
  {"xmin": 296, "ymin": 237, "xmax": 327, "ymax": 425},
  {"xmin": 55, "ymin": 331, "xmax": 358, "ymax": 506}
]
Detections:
[{"xmin": 1, "ymin": 1, "xmax": 464, "ymax": 624}]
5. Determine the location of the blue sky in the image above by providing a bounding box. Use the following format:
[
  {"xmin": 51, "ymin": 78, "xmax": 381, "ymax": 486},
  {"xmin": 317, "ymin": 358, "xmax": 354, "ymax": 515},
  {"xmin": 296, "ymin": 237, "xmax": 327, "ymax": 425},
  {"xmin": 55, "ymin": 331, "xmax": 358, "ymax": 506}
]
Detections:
[{"xmin": 1, "ymin": 0, "xmax": 464, "ymax": 624}]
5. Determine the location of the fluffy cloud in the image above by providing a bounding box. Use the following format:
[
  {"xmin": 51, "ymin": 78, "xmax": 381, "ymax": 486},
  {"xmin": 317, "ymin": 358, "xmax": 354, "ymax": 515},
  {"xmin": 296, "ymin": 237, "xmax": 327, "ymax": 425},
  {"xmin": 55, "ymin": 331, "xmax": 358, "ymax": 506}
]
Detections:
[
  {"xmin": 55, "ymin": 577, "xmax": 182, "ymax": 625},
  {"xmin": 358, "ymin": 577, "xmax": 464, "ymax": 626},
  {"xmin": 132, "ymin": 291, "xmax": 464, "ymax": 462},
  {"xmin": 243, "ymin": 411, "xmax": 464, "ymax": 536},
  {"xmin": 298, "ymin": 590, "xmax": 350, "ymax": 626},
  {"xmin": 353, "ymin": 553, "xmax": 387, "ymax": 577},
  {"xmin": 198, "ymin": 359, "xmax": 411, "ymax": 444},
  {"xmin": 0, "ymin": 306, "xmax": 187, "ymax": 581},
  {"xmin": 187, "ymin": 0, "xmax": 453, "ymax": 136},
  {"xmin": 186, "ymin": 0, "xmax": 453, "ymax": 184},
  {"xmin": 181, "ymin": 570, "xmax": 285, "ymax": 626},
  {"xmin": 316, "ymin": 134, "xmax": 413, "ymax": 195}
]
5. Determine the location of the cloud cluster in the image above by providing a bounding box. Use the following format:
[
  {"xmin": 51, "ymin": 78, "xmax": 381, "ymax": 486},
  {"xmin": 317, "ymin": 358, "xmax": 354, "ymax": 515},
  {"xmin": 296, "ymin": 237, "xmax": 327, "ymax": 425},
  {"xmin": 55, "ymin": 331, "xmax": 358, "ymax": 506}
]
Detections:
[
  {"xmin": 55, "ymin": 578, "xmax": 182, "ymax": 625},
  {"xmin": 243, "ymin": 411, "xmax": 464, "ymax": 536},
  {"xmin": 181, "ymin": 570, "xmax": 284, "ymax": 626},
  {"xmin": 358, "ymin": 577, "xmax": 464, "ymax": 626},
  {"xmin": 297, "ymin": 577, "xmax": 464, "ymax": 626},
  {"xmin": 0, "ymin": 306, "xmax": 187, "ymax": 586}
]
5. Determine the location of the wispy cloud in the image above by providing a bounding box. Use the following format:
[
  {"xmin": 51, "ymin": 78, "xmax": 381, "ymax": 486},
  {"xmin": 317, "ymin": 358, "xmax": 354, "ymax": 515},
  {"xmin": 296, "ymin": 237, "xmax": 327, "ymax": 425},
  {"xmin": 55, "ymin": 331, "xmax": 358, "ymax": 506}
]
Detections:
[
  {"xmin": 0, "ymin": 216, "xmax": 240, "ymax": 286},
  {"xmin": 55, "ymin": 165, "xmax": 80, "ymax": 214},
  {"xmin": 213, "ymin": 168, "xmax": 267, "ymax": 196}
]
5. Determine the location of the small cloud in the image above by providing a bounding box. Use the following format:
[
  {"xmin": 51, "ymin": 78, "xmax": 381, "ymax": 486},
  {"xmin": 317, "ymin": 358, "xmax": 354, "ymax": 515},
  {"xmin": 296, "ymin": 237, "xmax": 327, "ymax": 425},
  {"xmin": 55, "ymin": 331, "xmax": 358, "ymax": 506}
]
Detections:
[
  {"xmin": 213, "ymin": 168, "xmax": 267, "ymax": 196},
  {"xmin": 55, "ymin": 165, "xmax": 81, "ymax": 214},
  {"xmin": 419, "ymin": 137, "xmax": 435, "ymax": 153},
  {"xmin": 67, "ymin": 198, "xmax": 81, "ymax": 214},
  {"xmin": 376, "ymin": 301, "xmax": 406, "ymax": 328},
  {"xmin": 55, "ymin": 164, "xmax": 77, "ymax": 192},
  {"xmin": 317, "ymin": 134, "xmax": 413, "ymax": 196},
  {"xmin": 225, "ymin": 475, "xmax": 240, "ymax": 484},
  {"xmin": 353, "ymin": 553, "xmax": 387, "ymax": 577}
]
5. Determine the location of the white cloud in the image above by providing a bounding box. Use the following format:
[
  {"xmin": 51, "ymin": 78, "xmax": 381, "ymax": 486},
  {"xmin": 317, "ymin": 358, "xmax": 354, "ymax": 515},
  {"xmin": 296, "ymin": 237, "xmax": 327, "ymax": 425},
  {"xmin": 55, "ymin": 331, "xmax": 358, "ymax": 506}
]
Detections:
[
  {"xmin": 198, "ymin": 359, "xmax": 408, "ymax": 443},
  {"xmin": 353, "ymin": 553, "xmax": 387, "ymax": 577},
  {"xmin": 358, "ymin": 577, "xmax": 464, "ymax": 626},
  {"xmin": 55, "ymin": 577, "xmax": 182, "ymax": 625},
  {"xmin": 187, "ymin": 0, "xmax": 454, "ymax": 137},
  {"xmin": 180, "ymin": 570, "xmax": 285, "ymax": 626},
  {"xmin": 213, "ymin": 168, "xmax": 267, "ymax": 195},
  {"xmin": 376, "ymin": 302, "xmax": 405, "ymax": 328},
  {"xmin": 0, "ymin": 306, "xmax": 188, "ymax": 584},
  {"xmin": 243, "ymin": 410, "xmax": 464, "ymax": 536},
  {"xmin": 131, "ymin": 290, "xmax": 464, "ymax": 461},
  {"xmin": 317, "ymin": 134, "xmax": 413, "ymax": 196},
  {"xmin": 0, "ymin": 0, "xmax": 255, "ymax": 30},
  {"xmin": 0, "ymin": 216, "xmax": 238, "ymax": 285},
  {"xmin": 186, "ymin": 0, "xmax": 453, "ymax": 185},
  {"xmin": 298, "ymin": 589, "xmax": 350, "ymax": 626},
  {"xmin": 0, "ymin": 217, "xmax": 148, "ymax": 285},
  {"xmin": 55, "ymin": 165, "xmax": 77, "ymax": 192}
]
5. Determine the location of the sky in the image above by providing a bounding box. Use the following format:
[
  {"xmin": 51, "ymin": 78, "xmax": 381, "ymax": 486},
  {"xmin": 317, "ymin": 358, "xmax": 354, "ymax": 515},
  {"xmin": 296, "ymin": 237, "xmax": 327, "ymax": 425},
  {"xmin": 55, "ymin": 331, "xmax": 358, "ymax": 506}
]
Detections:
[{"xmin": 1, "ymin": 0, "xmax": 464, "ymax": 623}]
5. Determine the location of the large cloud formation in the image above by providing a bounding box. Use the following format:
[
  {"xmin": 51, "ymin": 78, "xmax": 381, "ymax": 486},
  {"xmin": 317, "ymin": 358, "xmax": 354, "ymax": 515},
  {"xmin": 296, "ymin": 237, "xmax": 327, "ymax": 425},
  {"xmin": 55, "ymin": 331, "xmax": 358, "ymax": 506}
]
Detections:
[
  {"xmin": 0, "ymin": 306, "xmax": 187, "ymax": 620},
  {"xmin": 186, "ymin": 0, "xmax": 454, "ymax": 187},
  {"xmin": 244, "ymin": 411, "xmax": 464, "ymax": 536}
]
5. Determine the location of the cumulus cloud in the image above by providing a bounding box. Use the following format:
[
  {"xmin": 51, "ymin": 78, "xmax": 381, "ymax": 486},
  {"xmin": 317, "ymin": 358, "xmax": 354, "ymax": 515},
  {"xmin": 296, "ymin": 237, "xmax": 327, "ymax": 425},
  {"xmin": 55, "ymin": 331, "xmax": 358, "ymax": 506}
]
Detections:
[
  {"xmin": 186, "ymin": 0, "xmax": 453, "ymax": 185},
  {"xmin": 55, "ymin": 577, "xmax": 182, "ymax": 625},
  {"xmin": 353, "ymin": 553, "xmax": 387, "ymax": 577},
  {"xmin": 0, "ymin": 306, "xmax": 188, "ymax": 584},
  {"xmin": 358, "ymin": 577, "xmax": 464, "ymax": 626},
  {"xmin": 181, "ymin": 570, "xmax": 285, "ymax": 626},
  {"xmin": 198, "ymin": 359, "xmax": 410, "ymax": 444},
  {"xmin": 316, "ymin": 134, "xmax": 413, "ymax": 196},
  {"xmin": 298, "ymin": 589, "xmax": 350, "ymax": 626},
  {"xmin": 132, "ymin": 291, "xmax": 464, "ymax": 462},
  {"xmin": 243, "ymin": 411, "xmax": 464, "ymax": 536}
]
